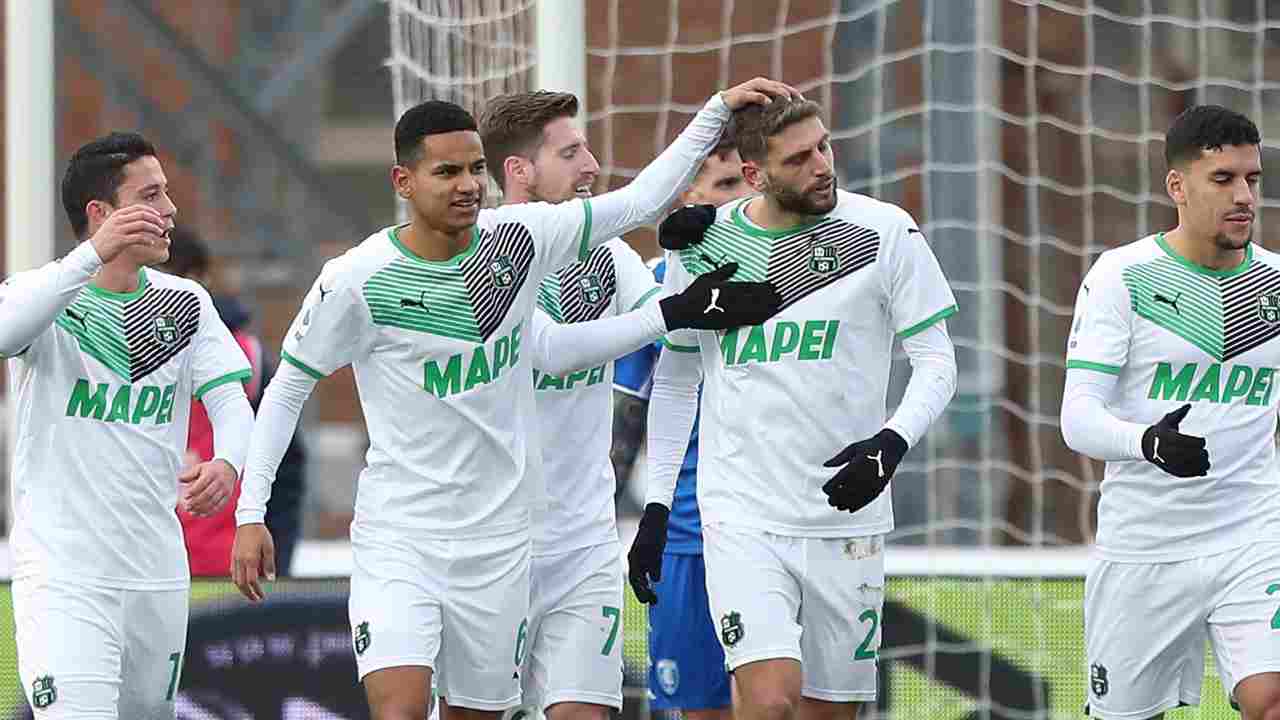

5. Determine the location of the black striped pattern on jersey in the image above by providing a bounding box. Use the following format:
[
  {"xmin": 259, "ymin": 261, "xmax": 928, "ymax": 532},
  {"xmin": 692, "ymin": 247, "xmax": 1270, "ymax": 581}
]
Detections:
[
  {"xmin": 1222, "ymin": 261, "xmax": 1280, "ymax": 361},
  {"xmin": 462, "ymin": 223, "xmax": 535, "ymax": 341},
  {"xmin": 539, "ymin": 244, "xmax": 618, "ymax": 324},
  {"xmin": 124, "ymin": 286, "xmax": 201, "ymax": 381},
  {"xmin": 767, "ymin": 219, "xmax": 880, "ymax": 311}
]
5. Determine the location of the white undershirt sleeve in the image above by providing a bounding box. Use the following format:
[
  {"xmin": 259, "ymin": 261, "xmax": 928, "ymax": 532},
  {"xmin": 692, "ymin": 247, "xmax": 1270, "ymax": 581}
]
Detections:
[
  {"xmin": 1060, "ymin": 367, "xmax": 1147, "ymax": 461},
  {"xmin": 235, "ymin": 361, "xmax": 318, "ymax": 526},
  {"xmin": 884, "ymin": 321, "xmax": 958, "ymax": 447},
  {"xmin": 0, "ymin": 241, "xmax": 103, "ymax": 357},
  {"xmin": 201, "ymin": 381, "xmax": 254, "ymax": 476},
  {"xmin": 529, "ymin": 302, "xmax": 669, "ymax": 376},
  {"xmin": 643, "ymin": 346, "xmax": 703, "ymax": 509}
]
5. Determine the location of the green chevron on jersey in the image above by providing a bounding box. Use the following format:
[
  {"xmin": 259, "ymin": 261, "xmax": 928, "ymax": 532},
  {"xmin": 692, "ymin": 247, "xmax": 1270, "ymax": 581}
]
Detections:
[
  {"xmin": 1122, "ymin": 236, "xmax": 1280, "ymax": 362},
  {"xmin": 365, "ymin": 225, "xmax": 535, "ymax": 342},
  {"xmin": 678, "ymin": 205, "xmax": 881, "ymax": 312},
  {"xmin": 56, "ymin": 271, "xmax": 202, "ymax": 382}
]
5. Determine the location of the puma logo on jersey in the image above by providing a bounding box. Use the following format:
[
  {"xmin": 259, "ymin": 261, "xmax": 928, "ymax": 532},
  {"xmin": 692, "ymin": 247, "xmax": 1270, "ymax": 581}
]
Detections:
[
  {"xmin": 704, "ymin": 288, "xmax": 725, "ymax": 314},
  {"xmin": 318, "ymin": 282, "xmax": 333, "ymax": 302},
  {"xmin": 867, "ymin": 450, "xmax": 886, "ymax": 478},
  {"xmin": 64, "ymin": 307, "xmax": 89, "ymax": 328},
  {"xmin": 1153, "ymin": 292, "xmax": 1181, "ymax": 315},
  {"xmin": 399, "ymin": 293, "xmax": 429, "ymax": 312}
]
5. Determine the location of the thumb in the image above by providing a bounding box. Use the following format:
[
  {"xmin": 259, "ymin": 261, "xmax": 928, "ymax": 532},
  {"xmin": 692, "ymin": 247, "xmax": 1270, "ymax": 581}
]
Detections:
[
  {"xmin": 1161, "ymin": 403, "xmax": 1192, "ymax": 429},
  {"xmin": 824, "ymin": 443, "xmax": 859, "ymax": 468},
  {"xmin": 177, "ymin": 464, "xmax": 202, "ymax": 483}
]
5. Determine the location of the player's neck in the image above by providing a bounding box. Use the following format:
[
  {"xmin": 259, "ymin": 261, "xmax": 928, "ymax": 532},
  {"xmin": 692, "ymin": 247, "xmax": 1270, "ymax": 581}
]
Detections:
[
  {"xmin": 745, "ymin": 195, "xmax": 820, "ymax": 232},
  {"xmin": 399, "ymin": 221, "xmax": 473, "ymax": 262},
  {"xmin": 503, "ymin": 186, "xmax": 535, "ymax": 205},
  {"xmin": 94, "ymin": 258, "xmax": 145, "ymax": 294},
  {"xmin": 1162, "ymin": 226, "xmax": 1247, "ymax": 271}
]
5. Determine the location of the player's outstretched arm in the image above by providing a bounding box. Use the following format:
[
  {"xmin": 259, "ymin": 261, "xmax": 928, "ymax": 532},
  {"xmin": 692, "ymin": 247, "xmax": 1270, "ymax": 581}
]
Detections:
[
  {"xmin": 530, "ymin": 263, "xmax": 781, "ymax": 376},
  {"xmin": 585, "ymin": 78, "xmax": 799, "ymax": 246},
  {"xmin": 232, "ymin": 361, "xmax": 317, "ymax": 601}
]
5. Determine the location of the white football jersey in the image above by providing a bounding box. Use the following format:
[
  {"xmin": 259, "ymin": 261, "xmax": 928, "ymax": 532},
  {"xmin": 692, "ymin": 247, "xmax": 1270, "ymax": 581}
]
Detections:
[
  {"xmin": 280, "ymin": 200, "xmax": 597, "ymax": 539},
  {"xmin": 1066, "ymin": 234, "xmax": 1280, "ymax": 561},
  {"xmin": 7, "ymin": 268, "xmax": 249, "ymax": 589},
  {"xmin": 532, "ymin": 238, "xmax": 660, "ymax": 555},
  {"xmin": 662, "ymin": 190, "xmax": 957, "ymax": 537}
]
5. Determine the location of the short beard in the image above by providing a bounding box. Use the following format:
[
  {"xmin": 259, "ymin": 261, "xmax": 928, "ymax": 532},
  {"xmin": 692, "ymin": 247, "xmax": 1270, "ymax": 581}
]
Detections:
[
  {"xmin": 766, "ymin": 175, "xmax": 837, "ymax": 216},
  {"xmin": 1213, "ymin": 231, "xmax": 1252, "ymax": 251}
]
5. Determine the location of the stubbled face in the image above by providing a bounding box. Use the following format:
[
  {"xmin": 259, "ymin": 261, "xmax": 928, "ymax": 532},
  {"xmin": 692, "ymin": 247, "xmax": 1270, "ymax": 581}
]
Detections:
[
  {"xmin": 526, "ymin": 116, "xmax": 600, "ymax": 203},
  {"xmin": 91, "ymin": 155, "xmax": 178, "ymax": 266},
  {"xmin": 754, "ymin": 115, "xmax": 837, "ymax": 216},
  {"xmin": 394, "ymin": 130, "xmax": 487, "ymax": 234},
  {"xmin": 684, "ymin": 149, "xmax": 751, "ymax": 207},
  {"xmin": 1169, "ymin": 143, "xmax": 1261, "ymax": 251}
]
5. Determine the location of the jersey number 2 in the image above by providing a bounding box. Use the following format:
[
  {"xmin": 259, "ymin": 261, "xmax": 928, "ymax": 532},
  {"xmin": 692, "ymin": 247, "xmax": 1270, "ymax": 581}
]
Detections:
[
  {"xmin": 854, "ymin": 609, "xmax": 879, "ymax": 660},
  {"xmin": 1268, "ymin": 583, "xmax": 1280, "ymax": 629}
]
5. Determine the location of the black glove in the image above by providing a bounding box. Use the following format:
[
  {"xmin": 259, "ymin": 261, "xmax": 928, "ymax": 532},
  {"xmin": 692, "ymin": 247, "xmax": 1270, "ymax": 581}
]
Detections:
[
  {"xmin": 659, "ymin": 262, "xmax": 782, "ymax": 331},
  {"xmin": 658, "ymin": 204, "xmax": 716, "ymax": 250},
  {"xmin": 627, "ymin": 503, "xmax": 669, "ymax": 604},
  {"xmin": 1141, "ymin": 404, "xmax": 1209, "ymax": 477},
  {"xmin": 821, "ymin": 429, "xmax": 909, "ymax": 513}
]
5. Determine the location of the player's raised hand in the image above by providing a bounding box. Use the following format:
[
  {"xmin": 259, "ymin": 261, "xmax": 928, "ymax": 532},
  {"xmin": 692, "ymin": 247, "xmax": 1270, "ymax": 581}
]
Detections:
[
  {"xmin": 627, "ymin": 503, "xmax": 670, "ymax": 605},
  {"xmin": 178, "ymin": 458, "xmax": 237, "ymax": 517},
  {"xmin": 659, "ymin": 262, "xmax": 783, "ymax": 331},
  {"xmin": 821, "ymin": 429, "xmax": 909, "ymax": 513},
  {"xmin": 1142, "ymin": 404, "xmax": 1210, "ymax": 477},
  {"xmin": 720, "ymin": 77, "xmax": 803, "ymax": 110},
  {"xmin": 232, "ymin": 523, "xmax": 277, "ymax": 603},
  {"xmin": 659, "ymin": 204, "xmax": 716, "ymax": 250},
  {"xmin": 88, "ymin": 204, "xmax": 169, "ymax": 263}
]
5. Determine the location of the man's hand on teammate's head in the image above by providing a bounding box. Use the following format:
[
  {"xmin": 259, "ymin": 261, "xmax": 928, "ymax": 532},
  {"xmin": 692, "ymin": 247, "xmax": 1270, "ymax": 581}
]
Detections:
[
  {"xmin": 821, "ymin": 429, "xmax": 909, "ymax": 514},
  {"xmin": 89, "ymin": 204, "xmax": 170, "ymax": 264},
  {"xmin": 232, "ymin": 523, "xmax": 277, "ymax": 602},
  {"xmin": 720, "ymin": 77, "xmax": 804, "ymax": 110},
  {"xmin": 659, "ymin": 204, "xmax": 716, "ymax": 250},
  {"xmin": 1142, "ymin": 404, "xmax": 1210, "ymax": 478},
  {"xmin": 178, "ymin": 458, "xmax": 237, "ymax": 517},
  {"xmin": 659, "ymin": 261, "xmax": 783, "ymax": 331},
  {"xmin": 627, "ymin": 503, "xmax": 670, "ymax": 605}
]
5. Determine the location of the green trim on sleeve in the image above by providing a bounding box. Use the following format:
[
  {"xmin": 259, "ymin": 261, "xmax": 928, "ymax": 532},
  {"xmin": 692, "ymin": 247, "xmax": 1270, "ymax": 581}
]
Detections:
[
  {"xmin": 630, "ymin": 287, "xmax": 662, "ymax": 311},
  {"xmin": 897, "ymin": 304, "xmax": 958, "ymax": 339},
  {"xmin": 1065, "ymin": 359, "xmax": 1123, "ymax": 376},
  {"xmin": 659, "ymin": 337, "xmax": 700, "ymax": 353},
  {"xmin": 194, "ymin": 368, "xmax": 253, "ymax": 400},
  {"xmin": 578, "ymin": 199, "xmax": 594, "ymax": 262},
  {"xmin": 282, "ymin": 350, "xmax": 326, "ymax": 380}
]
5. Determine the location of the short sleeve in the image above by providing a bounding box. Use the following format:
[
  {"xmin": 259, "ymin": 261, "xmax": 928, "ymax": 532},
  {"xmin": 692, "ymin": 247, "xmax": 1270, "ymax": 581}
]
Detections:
[
  {"xmin": 878, "ymin": 216, "xmax": 959, "ymax": 339},
  {"xmin": 479, "ymin": 199, "xmax": 594, "ymax": 281},
  {"xmin": 192, "ymin": 288, "xmax": 253, "ymax": 401},
  {"xmin": 656, "ymin": 252, "xmax": 701, "ymax": 354},
  {"xmin": 280, "ymin": 262, "xmax": 374, "ymax": 379},
  {"xmin": 1065, "ymin": 256, "xmax": 1132, "ymax": 376},
  {"xmin": 609, "ymin": 240, "xmax": 662, "ymax": 313}
]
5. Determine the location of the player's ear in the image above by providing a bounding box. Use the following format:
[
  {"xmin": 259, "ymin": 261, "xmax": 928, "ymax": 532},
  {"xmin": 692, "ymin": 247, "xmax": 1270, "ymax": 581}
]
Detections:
[
  {"xmin": 1165, "ymin": 168, "xmax": 1185, "ymax": 205},
  {"xmin": 391, "ymin": 164, "xmax": 414, "ymax": 199},
  {"xmin": 503, "ymin": 155, "xmax": 531, "ymax": 192},
  {"xmin": 85, "ymin": 199, "xmax": 113, "ymax": 230},
  {"xmin": 741, "ymin": 160, "xmax": 768, "ymax": 193}
]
